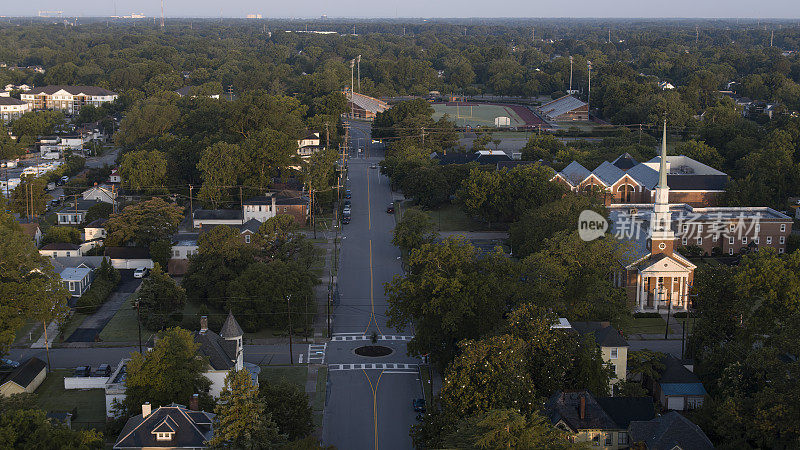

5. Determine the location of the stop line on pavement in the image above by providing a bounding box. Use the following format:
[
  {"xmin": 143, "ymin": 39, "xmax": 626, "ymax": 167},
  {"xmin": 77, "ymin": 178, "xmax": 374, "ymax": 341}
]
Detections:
[{"xmin": 328, "ymin": 362, "xmax": 418, "ymax": 373}]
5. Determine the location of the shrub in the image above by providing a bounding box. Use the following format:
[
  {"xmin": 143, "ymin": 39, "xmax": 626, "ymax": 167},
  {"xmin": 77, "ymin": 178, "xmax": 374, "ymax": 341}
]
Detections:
[
  {"xmin": 633, "ymin": 312, "xmax": 662, "ymax": 318},
  {"xmin": 75, "ymin": 258, "xmax": 120, "ymax": 313}
]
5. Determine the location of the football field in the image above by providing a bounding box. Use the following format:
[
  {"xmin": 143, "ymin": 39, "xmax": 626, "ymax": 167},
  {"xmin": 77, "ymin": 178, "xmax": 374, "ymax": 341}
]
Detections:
[{"xmin": 432, "ymin": 102, "xmax": 528, "ymax": 127}]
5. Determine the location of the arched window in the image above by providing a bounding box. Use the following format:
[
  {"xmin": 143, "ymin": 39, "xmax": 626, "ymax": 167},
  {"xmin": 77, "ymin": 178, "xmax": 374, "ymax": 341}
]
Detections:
[{"xmin": 617, "ymin": 184, "xmax": 634, "ymax": 203}]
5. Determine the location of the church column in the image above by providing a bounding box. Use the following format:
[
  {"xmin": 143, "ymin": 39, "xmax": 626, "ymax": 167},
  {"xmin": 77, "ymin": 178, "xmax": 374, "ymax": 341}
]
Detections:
[{"xmin": 635, "ymin": 272, "xmax": 641, "ymax": 310}]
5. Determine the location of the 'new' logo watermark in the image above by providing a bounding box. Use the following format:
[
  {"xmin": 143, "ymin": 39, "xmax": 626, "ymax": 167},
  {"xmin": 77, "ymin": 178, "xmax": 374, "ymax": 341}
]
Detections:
[{"xmin": 578, "ymin": 210, "xmax": 608, "ymax": 241}]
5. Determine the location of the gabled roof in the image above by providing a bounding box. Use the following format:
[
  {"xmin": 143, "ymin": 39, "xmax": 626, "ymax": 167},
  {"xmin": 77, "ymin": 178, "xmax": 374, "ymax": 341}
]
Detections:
[
  {"xmin": 194, "ymin": 329, "xmax": 237, "ymax": 370},
  {"xmin": 239, "ymin": 219, "xmax": 261, "ymax": 234},
  {"xmin": 628, "ymin": 411, "xmax": 713, "ymax": 450},
  {"xmin": 626, "ymin": 163, "xmax": 660, "ymax": 189},
  {"xmin": 595, "ymin": 397, "xmax": 655, "ymax": 428},
  {"xmin": 570, "ymin": 322, "xmax": 629, "ymax": 347},
  {"xmin": 559, "ymin": 161, "xmax": 591, "ymax": 186},
  {"xmin": 49, "ymin": 256, "xmax": 108, "ymax": 272},
  {"xmin": 1, "ymin": 357, "xmax": 46, "ymax": 389},
  {"xmin": 546, "ymin": 390, "xmax": 618, "ymax": 431},
  {"xmin": 592, "ymin": 161, "xmax": 626, "ymax": 187},
  {"xmin": 27, "ymin": 85, "xmax": 117, "ymax": 96},
  {"xmin": 611, "ymin": 153, "xmax": 639, "ymax": 170},
  {"xmin": 114, "ymin": 404, "xmax": 214, "ymax": 449},
  {"xmin": 85, "ymin": 218, "xmax": 107, "ymax": 228},
  {"xmin": 0, "ymin": 96, "xmax": 27, "ymax": 106},
  {"xmin": 220, "ymin": 312, "xmax": 244, "ymax": 339},
  {"xmin": 60, "ymin": 267, "xmax": 92, "ymax": 282},
  {"xmin": 18, "ymin": 222, "xmax": 40, "ymax": 238},
  {"xmin": 244, "ymin": 195, "xmax": 274, "ymax": 205},
  {"xmin": 659, "ymin": 355, "xmax": 704, "ymax": 386}
]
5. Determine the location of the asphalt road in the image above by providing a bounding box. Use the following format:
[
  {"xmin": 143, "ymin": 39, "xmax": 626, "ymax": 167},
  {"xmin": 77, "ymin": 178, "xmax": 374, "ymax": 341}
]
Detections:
[{"xmin": 322, "ymin": 120, "xmax": 421, "ymax": 450}]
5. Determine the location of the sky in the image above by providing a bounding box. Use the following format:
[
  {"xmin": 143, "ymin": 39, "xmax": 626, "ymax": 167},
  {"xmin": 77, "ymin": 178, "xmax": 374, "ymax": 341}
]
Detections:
[{"xmin": 2, "ymin": 0, "xmax": 799, "ymax": 19}]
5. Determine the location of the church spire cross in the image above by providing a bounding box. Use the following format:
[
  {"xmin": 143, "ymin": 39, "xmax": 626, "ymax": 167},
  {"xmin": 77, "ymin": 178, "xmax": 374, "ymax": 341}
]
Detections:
[{"xmin": 657, "ymin": 118, "xmax": 668, "ymax": 189}]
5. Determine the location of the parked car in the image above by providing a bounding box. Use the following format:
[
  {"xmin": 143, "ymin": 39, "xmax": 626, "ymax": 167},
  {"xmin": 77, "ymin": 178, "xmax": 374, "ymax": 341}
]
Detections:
[
  {"xmin": 342, "ymin": 212, "xmax": 351, "ymax": 224},
  {"xmin": 413, "ymin": 398, "xmax": 426, "ymax": 413},
  {"xmin": 1, "ymin": 358, "xmax": 20, "ymax": 369},
  {"xmin": 345, "ymin": 190, "xmax": 351, "ymax": 199},
  {"xmin": 74, "ymin": 365, "xmax": 91, "ymax": 377},
  {"xmin": 370, "ymin": 164, "xmax": 378, "ymax": 169},
  {"xmin": 344, "ymin": 200, "xmax": 351, "ymax": 208},
  {"xmin": 386, "ymin": 204, "xmax": 395, "ymax": 214},
  {"xmin": 94, "ymin": 364, "xmax": 112, "ymax": 377},
  {"xmin": 133, "ymin": 267, "xmax": 149, "ymax": 278}
]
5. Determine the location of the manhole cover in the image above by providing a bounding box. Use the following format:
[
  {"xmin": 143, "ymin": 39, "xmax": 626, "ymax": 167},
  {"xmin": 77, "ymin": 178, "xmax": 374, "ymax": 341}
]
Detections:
[{"xmin": 354, "ymin": 345, "xmax": 393, "ymax": 357}]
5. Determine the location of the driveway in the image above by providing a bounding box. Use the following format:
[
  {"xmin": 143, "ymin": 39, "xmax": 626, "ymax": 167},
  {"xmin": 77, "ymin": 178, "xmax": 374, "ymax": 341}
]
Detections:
[{"xmin": 65, "ymin": 270, "xmax": 142, "ymax": 342}]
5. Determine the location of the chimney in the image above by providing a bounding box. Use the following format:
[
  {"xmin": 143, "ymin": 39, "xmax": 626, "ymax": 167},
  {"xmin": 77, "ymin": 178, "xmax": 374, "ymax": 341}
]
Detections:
[
  {"xmin": 142, "ymin": 402, "xmax": 151, "ymax": 418},
  {"xmin": 579, "ymin": 395, "xmax": 586, "ymax": 420},
  {"xmin": 200, "ymin": 316, "xmax": 208, "ymax": 333},
  {"xmin": 189, "ymin": 394, "xmax": 199, "ymax": 411}
]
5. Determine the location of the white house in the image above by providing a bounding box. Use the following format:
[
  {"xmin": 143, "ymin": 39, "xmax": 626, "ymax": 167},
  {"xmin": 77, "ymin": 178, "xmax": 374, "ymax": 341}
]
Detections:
[
  {"xmin": 82, "ymin": 185, "xmax": 117, "ymax": 204},
  {"xmin": 297, "ymin": 132, "xmax": 324, "ymax": 159},
  {"xmin": 243, "ymin": 193, "xmax": 277, "ymax": 223},
  {"xmin": 39, "ymin": 243, "xmax": 82, "ymax": 258},
  {"xmin": 194, "ymin": 314, "xmax": 259, "ymax": 398},
  {"xmin": 57, "ymin": 199, "xmax": 98, "ymax": 225},
  {"xmin": 83, "ymin": 219, "xmax": 107, "ymax": 242},
  {"xmin": 104, "ymin": 247, "xmax": 154, "ymax": 270},
  {"xmin": 108, "ymin": 169, "xmax": 122, "ymax": 184},
  {"xmin": 61, "ymin": 267, "xmax": 93, "ymax": 297},
  {"xmin": 0, "ymin": 96, "xmax": 29, "ymax": 122}
]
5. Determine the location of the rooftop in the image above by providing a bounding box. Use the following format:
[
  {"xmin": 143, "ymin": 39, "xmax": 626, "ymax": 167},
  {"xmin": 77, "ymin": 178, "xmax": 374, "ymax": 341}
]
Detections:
[
  {"xmin": 26, "ymin": 85, "xmax": 118, "ymax": 96},
  {"xmin": 60, "ymin": 267, "xmax": 92, "ymax": 282},
  {"xmin": 539, "ymin": 95, "xmax": 587, "ymax": 118}
]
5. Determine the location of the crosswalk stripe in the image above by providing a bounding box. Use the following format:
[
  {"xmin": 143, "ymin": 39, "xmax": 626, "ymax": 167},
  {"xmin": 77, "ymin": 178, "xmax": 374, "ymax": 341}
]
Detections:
[
  {"xmin": 328, "ymin": 363, "xmax": 419, "ymax": 371},
  {"xmin": 330, "ymin": 335, "xmax": 415, "ymax": 342}
]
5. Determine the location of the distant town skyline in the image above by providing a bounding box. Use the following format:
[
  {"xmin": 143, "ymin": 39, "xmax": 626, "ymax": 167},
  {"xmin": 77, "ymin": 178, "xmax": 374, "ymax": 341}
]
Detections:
[{"xmin": 2, "ymin": 1, "xmax": 800, "ymax": 19}]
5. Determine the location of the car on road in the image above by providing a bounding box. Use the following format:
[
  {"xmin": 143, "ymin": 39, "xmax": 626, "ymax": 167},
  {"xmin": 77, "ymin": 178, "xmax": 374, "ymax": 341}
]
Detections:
[
  {"xmin": 342, "ymin": 214, "xmax": 351, "ymax": 224},
  {"xmin": 386, "ymin": 204, "xmax": 395, "ymax": 214},
  {"xmin": 342, "ymin": 206, "xmax": 352, "ymax": 216},
  {"xmin": 1, "ymin": 358, "xmax": 19, "ymax": 369},
  {"xmin": 370, "ymin": 164, "xmax": 378, "ymax": 169},
  {"xmin": 345, "ymin": 189, "xmax": 351, "ymax": 199},
  {"xmin": 133, "ymin": 267, "xmax": 149, "ymax": 279},
  {"xmin": 413, "ymin": 398, "xmax": 426, "ymax": 413},
  {"xmin": 343, "ymin": 200, "xmax": 351, "ymax": 208}
]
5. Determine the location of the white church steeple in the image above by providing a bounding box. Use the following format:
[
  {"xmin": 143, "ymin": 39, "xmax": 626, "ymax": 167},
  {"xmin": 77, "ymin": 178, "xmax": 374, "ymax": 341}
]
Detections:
[{"xmin": 650, "ymin": 119, "xmax": 674, "ymax": 254}]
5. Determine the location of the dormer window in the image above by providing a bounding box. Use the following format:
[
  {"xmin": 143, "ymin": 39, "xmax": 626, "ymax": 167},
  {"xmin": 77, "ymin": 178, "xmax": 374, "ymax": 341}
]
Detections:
[{"xmin": 156, "ymin": 432, "xmax": 173, "ymax": 441}]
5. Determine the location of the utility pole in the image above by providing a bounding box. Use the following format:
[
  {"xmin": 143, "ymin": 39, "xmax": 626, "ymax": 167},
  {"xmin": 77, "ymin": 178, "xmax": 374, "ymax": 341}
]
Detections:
[
  {"xmin": 188, "ymin": 185, "xmax": 193, "ymax": 219},
  {"xmin": 42, "ymin": 320, "xmax": 51, "ymax": 370},
  {"xmin": 568, "ymin": 56, "xmax": 574, "ymax": 94},
  {"xmin": 135, "ymin": 301, "xmax": 143, "ymax": 353},
  {"xmin": 349, "ymin": 59, "xmax": 355, "ymax": 118},
  {"xmin": 287, "ymin": 296, "xmax": 294, "ymax": 365},
  {"xmin": 587, "ymin": 60, "xmax": 592, "ymax": 114},
  {"xmin": 160, "ymin": 0, "xmax": 164, "ymax": 29},
  {"xmin": 771, "ymin": 30, "xmax": 774, "ymax": 47}
]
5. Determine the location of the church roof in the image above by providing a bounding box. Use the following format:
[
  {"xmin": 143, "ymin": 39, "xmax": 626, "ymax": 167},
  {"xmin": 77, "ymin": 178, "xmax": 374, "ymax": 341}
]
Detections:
[
  {"xmin": 611, "ymin": 153, "xmax": 639, "ymax": 170},
  {"xmin": 592, "ymin": 161, "xmax": 626, "ymax": 186},
  {"xmin": 220, "ymin": 312, "xmax": 243, "ymax": 339},
  {"xmin": 558, "ymin": 161, "xmax": 591, "ymax": 186}
]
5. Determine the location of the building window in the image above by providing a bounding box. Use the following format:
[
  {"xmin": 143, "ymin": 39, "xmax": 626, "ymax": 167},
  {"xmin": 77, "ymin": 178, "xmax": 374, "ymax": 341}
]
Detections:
[
  {"xmin": 729, "ymin": 248, "xmax": 734, "ymax": 255},
  {"xmin": 698, "ymin": 224, "xmax": 703, "ymax": 232},
  {"xmin": 618, "ymin": 432, "xmax": 629, "ymax": 445},
  {"xmin": 780, "ymin": 236, "xmax": 785, "ymax": 244},
  {"xmin": 155, "ymin": 432, "xmax": 173, "ymax": 441},
  {"xmin": 755, "ymin": 224, "xmax": 760, "ymax": 232},
  {"xmin": 610, "ymin": 348, "xmax": 618, "ymax": 359},
  {"xmin": 742, "ymin": 237, "xmax": 747, "ymax": 244},
  {"xmin": 682, "ymin": 224, "xmax": 688, "ymax": 232},
  {"xmin": 604, "ymin": 433, "xmax": 613, "ymax": 446},
  {"xmin": 697, "ymin": 237, "xmax": 702, "ymax": 245},
  {"xmin": 779, "ymin": 248, "xmax": 785, "ymax": 254},
  {"xmin": 244, "ymin": 234, "xmax": 251, "ymax": 244},
  {"xmin": 781, "ymin": 224, "xmax": 786, "ymax": 232},
  {"xmin": 69, "ymin": 281, "xmax": 75, "ymax": 291},
  {"xmin": 729, "ymin": 224, "xmax": 735, "ymax": 232},
  {"xmin": 66, "ymin": 252, "xmax": 71, "ymax": 257},
  {"xmin": 173, "ymin": 250, "xmax": 179, "ymax": 257},
  {"xmin": 767, "ymin": 236, "xmax": 772, "ymax": 244},
  {"xmin": 729, "ymin": 237, "xmax": 734, "ymax": 245},
  {"xmin": 681, "ymin": 237, "xmax": 687, "ymax": 245}
]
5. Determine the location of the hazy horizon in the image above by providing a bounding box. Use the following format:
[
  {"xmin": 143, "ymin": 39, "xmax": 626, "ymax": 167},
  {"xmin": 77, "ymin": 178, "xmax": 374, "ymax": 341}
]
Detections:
[{"xmin": 2, "ymin": 1, "xmax": 800, "ymax": 20}]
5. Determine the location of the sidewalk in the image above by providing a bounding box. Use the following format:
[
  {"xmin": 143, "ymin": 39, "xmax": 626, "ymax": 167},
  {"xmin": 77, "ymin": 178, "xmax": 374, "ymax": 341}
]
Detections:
[
  {"xmin": 30, "ymin": 320, "xmax": 59, "ymax": 349},
  {"xmin": 439, "ymin": 231, "xmax": 509, "ymax": 239}
]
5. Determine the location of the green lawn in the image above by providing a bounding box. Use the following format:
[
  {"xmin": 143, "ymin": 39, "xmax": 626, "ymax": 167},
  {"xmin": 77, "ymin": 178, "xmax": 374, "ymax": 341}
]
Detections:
[
  {"xmin": 35, "ymin": 369, "xmax": 106, "ymax": 429},
  {"xmin": 675, "ymin": 318, "xmax": 697, "ymax": 335},
  {"xmin": 620, "ymin": 317, "xmax": 668, "ymax": 335},
  {"xmin": 14, "ymin": 321, "xmax": 43, "ymax": 345},
  {"xmin": 419, "ymin": 365, "xmax": 434, "ymax": 407},
  {"xmin": 432, "ymin": 103, "xmax": 526, "ymax": 128},
  {"xmin": 312, "ymin": 366, "xmax": 327, "ymax": 412},
  {"xmin": 98, "ymin": 293, "xmax": 153, "ymax": 343},
  {"xmin": 58, "ymin": 313, "xmax": 88, "ymax": 343},
  {"xmin": 258, "ymin": 365, "xmax": 308, "ymax": 389},
  {"xmin": 421, "ymin": 204, "xmax": 491, "ymax": 232}
]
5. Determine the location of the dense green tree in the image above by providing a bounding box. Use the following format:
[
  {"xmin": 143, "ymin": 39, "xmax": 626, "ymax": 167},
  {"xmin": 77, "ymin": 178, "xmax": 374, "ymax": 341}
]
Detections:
[
  {"xmin": 209, "ymin": 369, "xmax": 286, "ymax": 449},
  {"xmin": 82, "ymin": 202, "xmax": 113, "ymax": 225},
  {"xmin": 41, "ymin": 226, "xmax": 81, "ymax": 246},
  {"xmin": 0, "ymin": 398, "xmax": 103, "ymax": 449},
  {"xmin": 0, "ymin": 132, "xmax": 25, "ymax": 161},
  {"xmin": 259, "ymin": 380, "xmax": 314, "ymax": 441},
  {"xmin": 392, "ymin": 208, "xmax": 437, "ymax": 254},
  {"xmin": 439, "ymin": 409, "xmax": 574, "ymax": 450},
  {"xmin": 0, "ymin": 210, "xmax": 69, "ymax": 355},
  {"xmin": 197, "ymin": 142, "xmax": 243, "ymax": 209},
  {"xmin": 11, "ymin": 110, "xmax": 65, "ymax": 141},
  {"xmin": 115, "ymin": 95, "xmax": 180, "ymax": 148},
  {"xmin": 123, "ymin": 327, "xmax": 211, "ymax": 414},
  {"xmin": 119, "ymin": 149, "xmax": 169, "ymax": 193},
  {"xmin": 9, "ymin": 175, "xmax": 49, "ymax": 218},
  {"xmin": 105, "ymin": 198, "xmax": 183, "ymax": 247},
  {"xmin": 137, "ymin": 264, "xmax": 186, "ymax": 331}
]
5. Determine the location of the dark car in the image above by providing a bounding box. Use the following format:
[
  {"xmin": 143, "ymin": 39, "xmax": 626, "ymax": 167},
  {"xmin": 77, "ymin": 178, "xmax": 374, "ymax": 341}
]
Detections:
[
  {"xmin": 413, "ymin": 398, "xmax": 426, "ymax": 413},
  {"xmin": 342, "ymin": 215, "xmax": 351, "ymax": 224},
  {"xmin": 345, "ymin": 189, "xmax": 352, "ymax": 199},
  {"xmin": 386, "ymin": 204, "xmax": 395, "ymax": 214},
  {"xmin": 344, "ymin": 200, "xmax": 351, "ymax": 208}
]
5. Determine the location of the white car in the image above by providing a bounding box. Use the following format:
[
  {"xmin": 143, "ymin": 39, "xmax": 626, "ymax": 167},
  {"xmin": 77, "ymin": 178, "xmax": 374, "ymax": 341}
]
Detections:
[{"xmin": 133, "ymin": 267, "xmax": 149, "ymax": 278}]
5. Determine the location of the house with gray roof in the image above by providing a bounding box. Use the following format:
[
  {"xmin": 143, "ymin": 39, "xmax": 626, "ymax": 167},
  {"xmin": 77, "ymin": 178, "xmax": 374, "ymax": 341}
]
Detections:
[
  {"xmin": 628, "ymin": 411, "xmax": 713, "ymax": 450},
  {"xmin": 114, "ymin": 402, "xmax": 215, "ymax": 449},
  {"xmin": 570, "ymin": 321, "xmax": 629, "ymax": 386},
  {"xmin": 193, "ymin": 314, "xmax": 258, "ymax": 398}
]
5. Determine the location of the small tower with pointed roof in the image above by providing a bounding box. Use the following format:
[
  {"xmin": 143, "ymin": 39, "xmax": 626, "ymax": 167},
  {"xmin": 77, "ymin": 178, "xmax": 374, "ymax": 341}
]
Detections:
[
  {"xmin": 650, "ymin": 119, "xmax": 675, "ymax": 256},
  {"xmin": 220, "ymin": 312, "xmax": 244, "ymax": 370}
]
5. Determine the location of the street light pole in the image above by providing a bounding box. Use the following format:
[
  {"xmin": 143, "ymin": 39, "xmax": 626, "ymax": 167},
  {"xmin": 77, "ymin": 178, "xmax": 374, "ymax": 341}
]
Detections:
[
  {"xmin": 357, "ymin": 55, "xmax": 361, "ymax": 93},
  {"xmin": 287, "ymin": 296, "xmax": 294, "ymax": 365},
  {"xmin": 135, "ymin": 301, "xmax": 142, "ymax": 353}
]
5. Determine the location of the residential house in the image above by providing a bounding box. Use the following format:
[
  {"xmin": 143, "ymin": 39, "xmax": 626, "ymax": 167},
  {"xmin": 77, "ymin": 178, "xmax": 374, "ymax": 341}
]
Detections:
[
  {"xmin": 650, "ymin": 355, "xmax": 706, "ymax": 411},
  {"xmin": 82, "ymin": 184, "xmax": 118, "ymax": 204},
  {"xmin": 0, "ymin": 357, "xmax": 47, "ymax": 397},
  {"xmin": 168, "ymin": 232, "xmax": 199, "ymax": 276},
  {"xmin": 18, "ymin": 221, "xmax": 42, "ymax": 247},
  {"xmin": 192, "ymin": 209, "xmax": 243, "ymax": 229},
  {"xmin": 628, "ymin": 411, "xmax": 713, "ymax": 450},
  {"xmin": 297, "ymin": 132, "xmax": 325, "ymax": 160},
  {"xmin": 105, "ymin": 247, "xmax": 154, "ymax": 270},
  {"xmin": 570, "ymin": 321, "xmax": 629, "ymax": 386},
  {"xmin": 0, "ymin": 96, "xmax": 30, "ymax": 122},
  {"xmin": 174, "ymin": 85, "xmax": 220, "ymax": 99},
  {"xmin": 275, "ymin": 194, "xmax": 310, "ymax": 225},
  {"xmin": 538, "ymin": 95, "xmax": 589, "ymax": 121},
  {"xmin": 194, "ymin": 314, "xmax": 259, "ymax": 398},
  {"xmin": 546, "ymin": 390, "xmax": 655, "ymax": 449},
  {"xmin": 243, "ymin": 193, "xmax": 277, "ymax": 223},
  {"xmin": 60, "ymin": 267, "xmax": 93, "ymax": 297},
  {"xmin": 193, "ymin": 192, "xmax": 309, "ymax": 228},
  {"xmin": 431, "ymin": 150, "xmax": 512, "ymax": 165},
  {"xmin": 39, "ymin": 243, "xmax": 82, "ymax": 258},
  {"xmin": 658, "ymin": 81, "xmax": 675, "ymax": 90},
  {"xmin": 83, "ymin": 218, "xmax": 107, "ymax": 242},
  {"xmin": 49, "ymin": 256, "xmax": 108, "ymax": 273},
  {"xmin": 20, "ymin": 85, "xmax": 118, "ymax": 113},
  {"xmin": 114, "ymin": 402, "xmax": 215, "ymax": 449},
  {"xmin": 345, "ymin": 90, "xmax": 390, "ymax": 120},
  {"xmin": 57, "ymin": 199, "xmax": 101, "ymax": 225},
  {"xmin": 109, "ymin": 168, "xmax": 122, "ymax": 184}
]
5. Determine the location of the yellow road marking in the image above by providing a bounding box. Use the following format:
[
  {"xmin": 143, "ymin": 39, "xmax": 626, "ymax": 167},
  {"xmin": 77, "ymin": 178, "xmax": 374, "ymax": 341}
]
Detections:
[
  {"xmin": 367, "ymin": 164, "xmax": 372, "ymax": 230},
  {"xmin": 364, "ymin": 239, "xmax": 383, "ymax": 336},
  {"xmin": 362, "ymin": 369, "xmax": 385, "ymax": 450}
]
